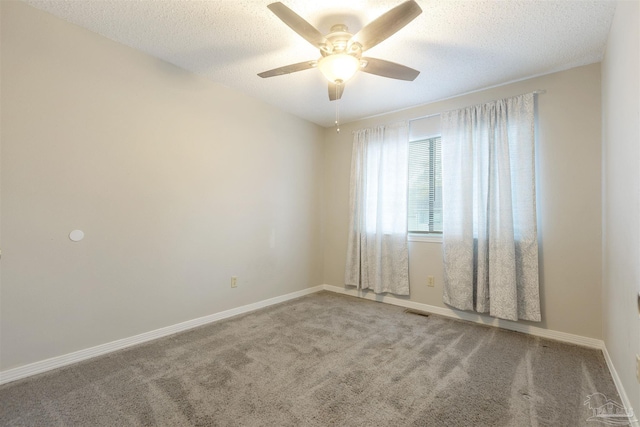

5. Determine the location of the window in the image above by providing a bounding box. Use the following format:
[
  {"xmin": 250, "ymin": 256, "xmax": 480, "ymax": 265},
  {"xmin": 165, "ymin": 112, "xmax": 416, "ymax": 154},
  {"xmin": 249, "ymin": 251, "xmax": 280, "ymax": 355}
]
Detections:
[{"xmin": 408, "ymin": 136, "xmax": 442, "ymax": 234}]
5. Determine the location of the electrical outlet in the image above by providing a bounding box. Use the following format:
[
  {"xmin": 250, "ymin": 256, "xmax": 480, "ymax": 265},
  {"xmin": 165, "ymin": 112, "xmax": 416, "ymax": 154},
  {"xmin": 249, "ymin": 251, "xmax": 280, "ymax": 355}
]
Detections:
[
  {"xmin": 231, "ymin": 276, "xmax": 238, "ymax": 288},
  {"xmin": 636, "ymin": 354, "xmax": 640, "ymax": 383},
  {"xmin": 427, "ymin": 276, "xmax": 435, "ymax": 287}
]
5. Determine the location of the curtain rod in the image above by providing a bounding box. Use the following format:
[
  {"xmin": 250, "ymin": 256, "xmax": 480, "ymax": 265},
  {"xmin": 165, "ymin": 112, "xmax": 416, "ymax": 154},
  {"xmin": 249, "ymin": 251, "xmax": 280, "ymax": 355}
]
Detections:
[{"xmin": 408, "ymin": 90, "xmax": 546, "ymax": 123}]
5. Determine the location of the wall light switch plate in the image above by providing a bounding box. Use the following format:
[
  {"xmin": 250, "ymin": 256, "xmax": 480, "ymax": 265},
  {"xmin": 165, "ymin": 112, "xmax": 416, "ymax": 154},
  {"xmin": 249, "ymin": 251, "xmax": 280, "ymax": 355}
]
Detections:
[
  {"xmin": 231, "ymin": 276, "xmax": 238, "ymax": 288},
  {"xmin": 427, "ymin": 276, "xmax": 435, "ymax": 287}
]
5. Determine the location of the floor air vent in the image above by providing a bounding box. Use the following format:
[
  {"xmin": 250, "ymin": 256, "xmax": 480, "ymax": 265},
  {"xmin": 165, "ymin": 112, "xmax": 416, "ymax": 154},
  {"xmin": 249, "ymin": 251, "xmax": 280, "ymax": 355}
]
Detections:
[{"xmin": 404, "ymin": 308, "xmax": 430, "ymax": 317}]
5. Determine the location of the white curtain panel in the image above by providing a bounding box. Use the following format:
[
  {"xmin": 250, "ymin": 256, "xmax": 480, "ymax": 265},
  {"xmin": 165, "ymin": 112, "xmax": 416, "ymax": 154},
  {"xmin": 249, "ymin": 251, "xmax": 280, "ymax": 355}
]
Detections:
[
  {"xmin": 345, "ymin": 122, "xmax": 410, "ymax": 295},
  {"xmin": 441, "ymin": 93, "xmax": 540, "ymax": 321}
]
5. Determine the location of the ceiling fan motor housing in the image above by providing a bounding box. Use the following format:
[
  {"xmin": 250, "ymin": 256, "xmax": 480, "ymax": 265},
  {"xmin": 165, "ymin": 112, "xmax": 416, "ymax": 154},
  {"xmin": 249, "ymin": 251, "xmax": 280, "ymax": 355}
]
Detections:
[{"xmin": 321, "ymin": 25, "xmax": 362, "ymax": 58}]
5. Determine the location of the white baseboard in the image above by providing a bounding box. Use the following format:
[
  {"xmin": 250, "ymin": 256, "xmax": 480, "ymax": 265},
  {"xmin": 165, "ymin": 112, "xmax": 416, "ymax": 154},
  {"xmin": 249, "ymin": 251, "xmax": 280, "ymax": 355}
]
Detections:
[
  {"xmin": 601, "ymin": 345, "xmax": 639, "ymax": 427},
  {"xmin": 0, "ymin": 285, "xmax": 325, "ymax": 385},
  {"xmin": 322, "ymin": 284, "xmax": 603, "ymax": 348},
  {"xmin": 322, "ymin": 284, "xmax": 637, "ymax": 425}
]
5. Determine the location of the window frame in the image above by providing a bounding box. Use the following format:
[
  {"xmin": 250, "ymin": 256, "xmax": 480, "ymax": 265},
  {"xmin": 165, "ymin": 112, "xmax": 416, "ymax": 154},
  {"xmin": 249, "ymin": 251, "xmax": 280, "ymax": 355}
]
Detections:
[{"xmin": 407, "ymin": 135, "xmax": 443, "ymax": 242}]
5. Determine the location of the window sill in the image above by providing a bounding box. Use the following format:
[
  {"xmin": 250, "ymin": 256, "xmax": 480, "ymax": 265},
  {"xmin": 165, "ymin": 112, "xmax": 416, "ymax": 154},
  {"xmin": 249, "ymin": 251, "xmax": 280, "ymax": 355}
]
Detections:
[{"xmin": 408, "ymin": 233, "xmax": 443, "ymax": 243}]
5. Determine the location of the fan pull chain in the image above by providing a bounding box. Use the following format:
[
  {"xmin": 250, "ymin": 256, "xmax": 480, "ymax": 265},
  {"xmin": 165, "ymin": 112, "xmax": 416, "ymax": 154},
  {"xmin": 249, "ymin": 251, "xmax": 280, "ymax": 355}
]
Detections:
[{"xmin": 335, "ymin": 83, "xmax": 341, "ymax": 134}]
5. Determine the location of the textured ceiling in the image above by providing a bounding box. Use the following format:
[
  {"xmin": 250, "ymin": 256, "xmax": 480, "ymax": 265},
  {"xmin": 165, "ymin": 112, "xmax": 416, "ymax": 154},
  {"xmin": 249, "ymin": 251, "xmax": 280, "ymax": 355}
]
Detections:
[{"xmin": 23, "ymin": 0, "xmax": 616, "ymax": 127}]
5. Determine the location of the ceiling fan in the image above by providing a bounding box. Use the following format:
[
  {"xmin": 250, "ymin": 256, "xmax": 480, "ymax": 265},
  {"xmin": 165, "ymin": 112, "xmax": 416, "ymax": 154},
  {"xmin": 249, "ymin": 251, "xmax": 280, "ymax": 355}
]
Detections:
[{"xmin": 258, "ymin": 1, "xmax": 422, "ymax": 101}]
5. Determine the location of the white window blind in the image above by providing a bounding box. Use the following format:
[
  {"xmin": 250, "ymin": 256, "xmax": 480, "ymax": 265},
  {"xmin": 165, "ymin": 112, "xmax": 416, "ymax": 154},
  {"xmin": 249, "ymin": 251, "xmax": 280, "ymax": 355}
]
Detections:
[{"xmin": 408, "ymin": 136, "xmax": 442, "ymax": 233}]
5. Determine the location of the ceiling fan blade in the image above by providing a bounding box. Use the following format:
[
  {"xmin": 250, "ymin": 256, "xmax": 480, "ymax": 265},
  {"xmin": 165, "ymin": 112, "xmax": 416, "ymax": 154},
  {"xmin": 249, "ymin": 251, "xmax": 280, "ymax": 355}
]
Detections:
[
  {"xmin": 360, "ymin": 57, "xmax": 420, "ymax": 81},
  {"xmin": 350, "ymin": 0, "xmax": 422, "ymax": 52},
  {"xmin": 258, "ymin": 60, "xmax": 317, "ymax": 78},
  {"xmin": 267, "ymin": 2, "xmax": 327, "ymax": 48},
  {"xmin": 328, "ymin": 82, "xmax": 344, "ymax": 101}
]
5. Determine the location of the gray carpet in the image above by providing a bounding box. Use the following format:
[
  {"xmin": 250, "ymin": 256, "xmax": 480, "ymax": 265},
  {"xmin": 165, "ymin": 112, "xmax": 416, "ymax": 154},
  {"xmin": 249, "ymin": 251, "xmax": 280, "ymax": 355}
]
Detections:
[{"xmin": 0, "ymin": 291, "xmax": 621, "ymax": 426}]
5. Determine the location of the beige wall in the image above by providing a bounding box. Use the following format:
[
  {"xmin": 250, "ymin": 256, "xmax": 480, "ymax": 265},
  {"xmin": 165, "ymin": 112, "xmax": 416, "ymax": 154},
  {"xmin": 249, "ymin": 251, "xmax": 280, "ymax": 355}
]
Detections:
[
  {"xmin": 0, "ymin": 2, "xmax": 325, "ymax": 370},
  {"xmin": 324, "ymin": 63, "xmax": 603, "ymax": 339},
  {"xmin": 602, "ymin": 0, "xmax": 640, "ymax": 410}
]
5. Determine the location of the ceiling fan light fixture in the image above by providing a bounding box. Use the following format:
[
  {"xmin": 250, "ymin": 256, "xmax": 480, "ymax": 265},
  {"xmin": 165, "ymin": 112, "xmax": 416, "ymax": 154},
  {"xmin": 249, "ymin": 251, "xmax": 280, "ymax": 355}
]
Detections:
[{"xmin": 318, "ymin": 54, "xmax": 359, "ymax": 84}]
